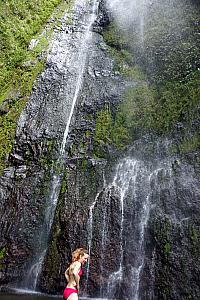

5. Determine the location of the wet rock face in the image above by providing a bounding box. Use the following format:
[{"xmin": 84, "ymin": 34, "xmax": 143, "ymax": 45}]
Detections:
[
  {"xmin": 149, "ymin": 218, "xmax": 200, "ymax": 300},
  {"xmin": 0, "ymin": 0, "xmax": 127, "ymax": 293},
  {"xmin": 55, "ymin": 153, "xmax": 199, "ymax": 300},
  {"xmin": 0, "ymin": 167, "xmax": 49, "ymax": 286},
  {"xmin": 94, "ymin": 0, "xmax": 110, "ymax": 33},
  {"xmin": 139, "ymin": 156, "xmax": 200, "ymax": 300},
  {"xmin": 38, "ymin": 158, "xmax": 107, "ymax": 294},
  {"xmin": 45, "ymin": 151, "xmax": 200, "ymax": 300},
  {"xmin": 0, "ymin": 0, "xmax": 200, "ymax": 299}
]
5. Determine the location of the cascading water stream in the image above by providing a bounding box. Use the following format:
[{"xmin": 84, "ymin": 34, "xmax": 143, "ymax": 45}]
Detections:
[
  {"xmin": 85, "ymin": 159, "xmax": 139, "ymax": 297},
  {"xmin": 86, "ymin": 170, "xmax": 108, "ymax": 290},
  {"xmin": 86, "ymin": 189, "xmax": 104, "ymax": 287},
  {"xmin": 59, "ymin": 0, "xmax": 99, "ymax": 157},
  {"xmin": 137, "ymin": 0, "xmax": 146, "ymax": 48},
  {"xmin": 85, "ymin": 156, "xmax": 175, "ymax": 300},
  {"xmin": 24, "ymin": 0, "xmax": 99, "ymax": 291},
  {"xmin": 130, "ymin": 170, "xmax": 156, "ymax": 300},
  {"xmin": 107, "ymin": 160, "xmax": 139, "ymax": 297}
]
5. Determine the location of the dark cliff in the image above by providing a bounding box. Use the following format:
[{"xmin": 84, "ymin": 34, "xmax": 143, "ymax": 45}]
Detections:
[{"xmin": 0, "ymin": 0, "xmax": 199, "ymax": 299}]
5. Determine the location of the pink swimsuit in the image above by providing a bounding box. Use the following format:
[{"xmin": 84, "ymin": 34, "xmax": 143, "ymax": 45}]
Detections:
[
  {"xmin": 63, "ymin": 269, "xmax": 83, "ymax": 300},
  {"xmin": 63, "ymin": 288, "xmax": 78, "ymax": 299}
]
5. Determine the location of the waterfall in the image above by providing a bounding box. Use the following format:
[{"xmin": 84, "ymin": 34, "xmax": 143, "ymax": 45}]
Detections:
[
  {"xmin": 24, "ymin": 174, "xmax": 62, "ymax": 290},
  {"xmin": 138, "ymin": 0, "xmax": 145, "ymax": 48},
  {"xmin": 23, "ymin": 0, "xmax": 99, "ymax": 291},
  {"xmin": 107, "ymin": 160, "xmax": 139, "ymax": 297},
  {"xmin": 130, "ymin": 168, "xmax": 159, "ymax": 300},
  {"xmin": 85, "ymin": 157, "xmax": 175, "ymax": 300},
  {"xmin": 86, "ymin": 190, "xmax": 104, "ymax": 287},
  {"xmin": 85, "ymin": 159, "xmax": 142, "ymax": 298},
  {"xmin": 59, "ymin": 0, "xmax": 99, "ymax": 156}
]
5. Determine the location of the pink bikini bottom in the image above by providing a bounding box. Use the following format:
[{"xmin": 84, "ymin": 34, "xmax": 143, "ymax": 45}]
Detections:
[{"xmin": 63, "ymin": 287, "xmax": 78, "ymax": 300}]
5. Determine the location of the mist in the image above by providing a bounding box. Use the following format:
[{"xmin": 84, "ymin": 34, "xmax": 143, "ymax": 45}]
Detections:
[
  {"xmin": 106, "ymin": 0, "xmax": 147, "ymax": 38},
  {"xmin": 105, "ymin": 0, "xmax": 189, "ymax": 47}
]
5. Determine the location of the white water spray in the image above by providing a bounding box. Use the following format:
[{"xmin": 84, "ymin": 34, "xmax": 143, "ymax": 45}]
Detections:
[
  {"xmin": 86, "ymin": 189, "xmax": 104, "ymax": 286},
  {"xmin": 85, "ymin": 157, "xmax": 174, "ymax": 300},
  {"xmin": 130, "ymin": 165, "xmax": 173, "ymax": 300},
  {"xmin": 106, "ymin": 0, "xmax": 147, "ymax": 43},
  {"xmin": 25, "ymin": 0, "xmax": 99, "ymax": 290},
  {"xmin": 60, "ymin": 0, "xmax": 99, "ymax": 156},
  {"xmin": 107, "ymin": 160, "xmax": 139, "ymax": 296}
]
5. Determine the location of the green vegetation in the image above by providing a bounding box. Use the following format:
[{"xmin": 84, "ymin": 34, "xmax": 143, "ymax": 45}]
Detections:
[
  {"xmin": 179, "ymin": 131, "xmax": 200, "ymax": 154},
  {"xmin": 60, "ymin": 169, "xmax": 68, "ymax": 194},
  {"xmin": 94, "ymin": 105, "xmax": 130, "ymax": 158},
  {"xmin": 0, "ymin": 0, "xmax": 73, "ymax": 174},
  {"xmin": 121, "ymin": 72, "xmax": 200, "ymax": 135},
  {"xmin": 0, "ymin": 247, "xmax": 6, "ymax": 260},
  {"xmin": 102, "ymin": 1, "xmax": 200, "ymax": 153},
  {"xmin": 142, "ymin": 1, "xmax": 200, "ymax": 138},
  {"xmin": 120, "ymin": 84, "xmax": 154, "ymax": 135},
  {"xmin": 144, "ymin": 1, "xmax": 200, "ymax": 85},
  {"xmin": 190, "ymin": 227, "xmax": 200, "ymax": 257},
  {"xmin": 103, "ymin": 24, "xmax": 144, "ymax": 81},
  {"xmin": 39, "ymin": 140, "xmax": 57, "ymax": 169},
  {"xmin": 0, "ymin": 247, "xmax": 6, "ymax": 270},
  {"xmin": 0, "ymin": 0, "xmax": 64, "ymax": 94},
  {"xmin": 103, "ymin": 24, "xmax": 128, "ymax": 51},
  {"xmin": 155, "ymin": 217, "xmax": 172, "ymax": 241},
  {"xmin": 164, "ymin": 243, "xmax": 171, "ymax": 254}
]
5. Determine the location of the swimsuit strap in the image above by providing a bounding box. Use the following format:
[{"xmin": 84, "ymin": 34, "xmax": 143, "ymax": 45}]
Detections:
[{"xmin": 78, "ymin": 268, "xmax": 83, "ymax": 277}]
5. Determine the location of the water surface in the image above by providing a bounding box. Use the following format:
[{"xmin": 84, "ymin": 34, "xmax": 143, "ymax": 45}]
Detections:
[
  {"xmin": 0, "ymin": 293, "xmax": 105, "ymax": 300},
  {"xmin": 0, "ymin": 292, "xmax": 61, "ymax": 300}
]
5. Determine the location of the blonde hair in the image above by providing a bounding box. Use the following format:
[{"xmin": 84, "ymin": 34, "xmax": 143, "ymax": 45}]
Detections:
[{"xmin": 72, "ymin": 248, "xmax": 88, "ymax": 262}]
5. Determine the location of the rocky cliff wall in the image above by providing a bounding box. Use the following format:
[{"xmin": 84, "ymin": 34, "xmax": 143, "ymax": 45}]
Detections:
[{"xmin": 0, "ymin": 0, "xmax": 199, "ymax": 299}]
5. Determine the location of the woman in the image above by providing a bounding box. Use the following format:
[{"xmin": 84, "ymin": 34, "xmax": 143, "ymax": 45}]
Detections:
[{"xmin": 63, "ymin": 248, "xmax": 89, "ymax": 300}]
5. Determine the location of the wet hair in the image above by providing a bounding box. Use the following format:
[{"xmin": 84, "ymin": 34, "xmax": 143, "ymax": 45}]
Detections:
[{"xmin": 72, "ymin": 248, "xmax": 88, "ymax": 262}]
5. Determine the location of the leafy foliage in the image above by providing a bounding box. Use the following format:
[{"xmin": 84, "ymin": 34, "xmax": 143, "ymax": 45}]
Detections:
[
  {"xmin": 0, "ymin": 0, "xmax": 63, "ymax": 93},
  {"xmin": 0, "ymin": 0, "xmax": 73, "ymax": 173}
]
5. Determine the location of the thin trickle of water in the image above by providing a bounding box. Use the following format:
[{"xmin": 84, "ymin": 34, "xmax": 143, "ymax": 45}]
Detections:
[
  {"xmin": 100, "ymin": 201, "xmax": 109, "ymax": 297},
  {"xmin": 24, "ymin": 171, "xmax": 62, "ymax": 290},
  {"xmin": 26, "ymin": 250, "xmax": 46, "ymax": 290},
  {"xmin": 107, "ymin": 160, "xmax": 138, "ymax": 297},
  {"xmin": 131, "ymin": 180, "xmax": 151, "ymax": 300},
  {"xmin": 130, "ymin": 165, "xmax": 173, "ymax": 300},
  {"xmin": 25, "ymin": 0, "xmax": 99, "ymax": 290},
  {"xmin": 85, "ymin": 167, "xmax": 108, "ymax": 292},
  {"xmin": 139, "ymin": 14, "xmax": 144, "ymax": 47},
  {"xmin": 138, "ymin": 0, "xmax": 146, "ymax": 47},
  {"xmin": 86, "ymin": 189, "xmax": 104, "ymax": 287},
  {"xmin": 60, "ymin": 0, "xmax": 99, "ymax": 156}
]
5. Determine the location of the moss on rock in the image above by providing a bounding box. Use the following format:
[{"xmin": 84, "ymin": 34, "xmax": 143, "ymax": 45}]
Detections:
[
  {"xmin": 0, "ymin": 0, "xmax": 73, "ymax": 174},
  {"xmin": 102, "ymin": 1, "xmax": 200, "ymax": 149},
  {"xmin": 94, "ymin": 105, "xmax": 130, "ymax": 158}
]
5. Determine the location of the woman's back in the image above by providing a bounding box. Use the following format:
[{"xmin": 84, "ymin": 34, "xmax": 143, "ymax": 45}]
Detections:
[
  {"xmin": 66, "ymin": 261, "xmax": 81, "ymax": 288},
  {"xmin": 63, "ymin": 248, "xmax": 89, "ymax": 300}
]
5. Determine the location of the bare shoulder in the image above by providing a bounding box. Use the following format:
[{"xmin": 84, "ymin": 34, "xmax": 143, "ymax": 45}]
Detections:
[
  {"xmin": 68, "ymin": 261, "xmax": 81, "ymax": 273},
  {"xmin": 72, "ymin": 261, "xmax": 81, "ymax": 268}
]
